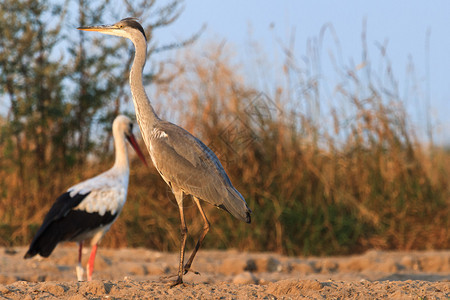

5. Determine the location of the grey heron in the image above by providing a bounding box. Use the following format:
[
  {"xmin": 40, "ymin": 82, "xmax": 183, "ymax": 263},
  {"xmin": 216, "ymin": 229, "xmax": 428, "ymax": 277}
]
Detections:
[
  {"xmin": 24, "ymin": 115, "xmax": 147, "ymax": 281},
  {"xmin": 78, "ymin": 18, "xmax": 252, "ymax": 287}
]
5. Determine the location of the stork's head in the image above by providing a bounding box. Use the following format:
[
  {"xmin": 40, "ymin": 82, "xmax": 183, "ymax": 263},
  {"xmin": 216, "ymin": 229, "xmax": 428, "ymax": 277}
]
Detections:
[
  {"xmin": 113, "ymin": 115, "xmax": 148, "ymax": 166},
  {"xmin": 78, "ymin": 18, "xmax": 147, "ymax": 42}
]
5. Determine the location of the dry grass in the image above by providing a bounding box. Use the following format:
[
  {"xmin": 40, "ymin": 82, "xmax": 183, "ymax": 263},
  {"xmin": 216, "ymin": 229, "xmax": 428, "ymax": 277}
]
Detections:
[{"xmin": 1, "ymin": 40, "xmax": 449, "ymax": 256}]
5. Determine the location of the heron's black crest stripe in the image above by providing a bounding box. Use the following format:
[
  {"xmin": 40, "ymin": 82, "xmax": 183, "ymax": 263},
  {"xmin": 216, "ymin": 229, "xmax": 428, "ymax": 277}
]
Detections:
[{"xmin": 120, "ymin": 17, "xmax": 147, "ymax": 41}]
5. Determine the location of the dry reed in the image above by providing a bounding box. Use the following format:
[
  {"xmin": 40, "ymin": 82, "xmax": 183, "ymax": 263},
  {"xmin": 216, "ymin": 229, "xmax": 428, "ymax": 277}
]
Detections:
[{"xmin": 1, "ymin": 38, "xmax": 448, "ymax": 256}]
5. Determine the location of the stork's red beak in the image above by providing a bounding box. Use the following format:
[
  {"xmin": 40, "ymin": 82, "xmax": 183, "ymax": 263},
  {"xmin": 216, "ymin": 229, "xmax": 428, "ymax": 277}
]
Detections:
[{"xmin": 126, "ymin": 133, "xmax": 148, "ymax": 167}]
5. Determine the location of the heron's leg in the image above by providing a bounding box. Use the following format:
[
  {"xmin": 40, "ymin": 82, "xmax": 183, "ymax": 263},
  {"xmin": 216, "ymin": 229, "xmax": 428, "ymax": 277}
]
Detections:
[
  {"xmin": 183, "ymin": 197, "xmax": 210, "ymax": 275},
  {"xmin": 76, "ymin": 241, "xmax": 84, "ymax": 281},
  {"xmin": 171, "ymin": 190, "xmax": 187, "ymax": 287},
  {"xmin": 86, "ymin": 244, "xmax": 98, "ymax": 281}
]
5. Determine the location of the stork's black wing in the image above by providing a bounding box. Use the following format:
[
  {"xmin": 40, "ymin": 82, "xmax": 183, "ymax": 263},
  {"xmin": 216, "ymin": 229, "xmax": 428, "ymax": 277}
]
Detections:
[{"xmin": 24, "ymin": 192, "xmax": 89, "ymax": 258}]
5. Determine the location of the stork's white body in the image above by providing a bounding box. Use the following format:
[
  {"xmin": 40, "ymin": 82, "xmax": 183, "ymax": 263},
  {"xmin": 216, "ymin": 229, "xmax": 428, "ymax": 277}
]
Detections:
[
  {"xmin": 66, "ymin": 166, "xmax": 129, "ymax": 243},
  {"xmin": 24, "ymin": 115, "xmax": 146, "ymax": 281},
  {"xmin": 69, "ymin": 168, "xmax": 129, "ymax": 223}
]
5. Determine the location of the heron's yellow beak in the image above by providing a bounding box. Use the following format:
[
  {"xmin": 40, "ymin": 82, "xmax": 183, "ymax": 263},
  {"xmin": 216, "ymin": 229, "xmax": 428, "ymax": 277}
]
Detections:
[{"xmin": 77, "ymin": 25, "xmax": 118, "ymax": 32}]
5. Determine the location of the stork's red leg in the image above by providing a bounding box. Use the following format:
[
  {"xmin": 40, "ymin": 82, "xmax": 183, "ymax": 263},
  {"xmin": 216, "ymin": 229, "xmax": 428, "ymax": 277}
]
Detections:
[
  {"xmin": 183, "ymin": 197, "xmax": 210, "ymax": 275},
  {"xmin": 86, "ymin": 244, "xmax": 98, "ymax": 281}
]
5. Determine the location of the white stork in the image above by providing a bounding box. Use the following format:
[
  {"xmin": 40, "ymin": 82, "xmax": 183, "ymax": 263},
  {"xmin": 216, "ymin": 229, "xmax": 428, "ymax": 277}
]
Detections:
[{"xmin": 24, "ymin": 115, "xmax": 147, "ymax": 281}]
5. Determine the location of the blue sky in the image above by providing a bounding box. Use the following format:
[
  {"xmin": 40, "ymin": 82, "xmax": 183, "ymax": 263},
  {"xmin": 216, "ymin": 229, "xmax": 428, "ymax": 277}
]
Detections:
[{"xmin": 154, "ymin": 1, "xmax": 450, "ymax": 145}]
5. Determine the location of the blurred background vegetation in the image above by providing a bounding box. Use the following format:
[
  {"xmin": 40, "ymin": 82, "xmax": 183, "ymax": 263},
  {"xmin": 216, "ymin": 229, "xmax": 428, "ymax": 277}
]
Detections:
[{"xmin": 0, "ymin": 0, "xmax": 448, "ymax": 256}]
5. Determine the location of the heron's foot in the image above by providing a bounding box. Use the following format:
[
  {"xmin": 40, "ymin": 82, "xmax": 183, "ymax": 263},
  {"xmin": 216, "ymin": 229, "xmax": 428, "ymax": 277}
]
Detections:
[
  {"xmin": 169, "ymin": 276, "xmax": 186, "ymax": 288},
  {"xmin": 183, "ymin": 266, "xmax": 200, "ymax": 276},
  {"xmin": 160, "ymin": 273, "xmax": 177, "ymax": 280},
  {"xmin": 160, "ymin": 266, "xmax": 200, "ymax": 281}
]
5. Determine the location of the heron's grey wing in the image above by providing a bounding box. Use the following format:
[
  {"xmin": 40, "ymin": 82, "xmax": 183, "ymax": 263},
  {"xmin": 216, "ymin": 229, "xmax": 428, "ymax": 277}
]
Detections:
[
  {"xmin": 151, "ymin": 126, "xmax": 225, "ymax": 203},
  {"xmin": 151, "ymin": 123, "xmax": 251, "ymax": 223}
]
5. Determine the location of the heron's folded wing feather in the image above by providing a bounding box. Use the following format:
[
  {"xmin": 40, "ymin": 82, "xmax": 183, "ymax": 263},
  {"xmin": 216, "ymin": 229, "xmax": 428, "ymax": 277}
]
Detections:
[{"xmin": 151, "ymin": 123, "xmax": 229, "ymax": 205}]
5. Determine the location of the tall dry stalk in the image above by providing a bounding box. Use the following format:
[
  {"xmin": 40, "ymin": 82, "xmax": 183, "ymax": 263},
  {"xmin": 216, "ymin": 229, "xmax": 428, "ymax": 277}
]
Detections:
[{"xmin": 2, "ymin": 34, "xmax": 448, "ymax": 256}]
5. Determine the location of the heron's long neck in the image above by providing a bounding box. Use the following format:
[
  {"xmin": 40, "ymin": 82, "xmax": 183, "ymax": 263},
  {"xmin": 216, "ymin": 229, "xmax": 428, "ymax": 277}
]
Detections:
[
  {"xmin": 130, "ymin": 37, "xmax": 159, "ymax": 132},
  {"xmin": 112, "ymin": 131, "xmax": 129, "ymax": 173}
]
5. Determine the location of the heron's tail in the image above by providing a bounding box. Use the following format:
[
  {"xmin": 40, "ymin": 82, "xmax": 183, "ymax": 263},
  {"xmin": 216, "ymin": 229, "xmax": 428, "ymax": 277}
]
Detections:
[{"xmin": 220, "ymin": 186, "xmax": 252, "ymax": 223}]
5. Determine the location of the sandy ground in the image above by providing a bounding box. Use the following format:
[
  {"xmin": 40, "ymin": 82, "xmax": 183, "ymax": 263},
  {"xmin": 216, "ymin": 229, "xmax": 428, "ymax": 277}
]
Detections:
[{"xmin": 0, "ymin": 246, "xmax": 448, "ymax": 299}]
